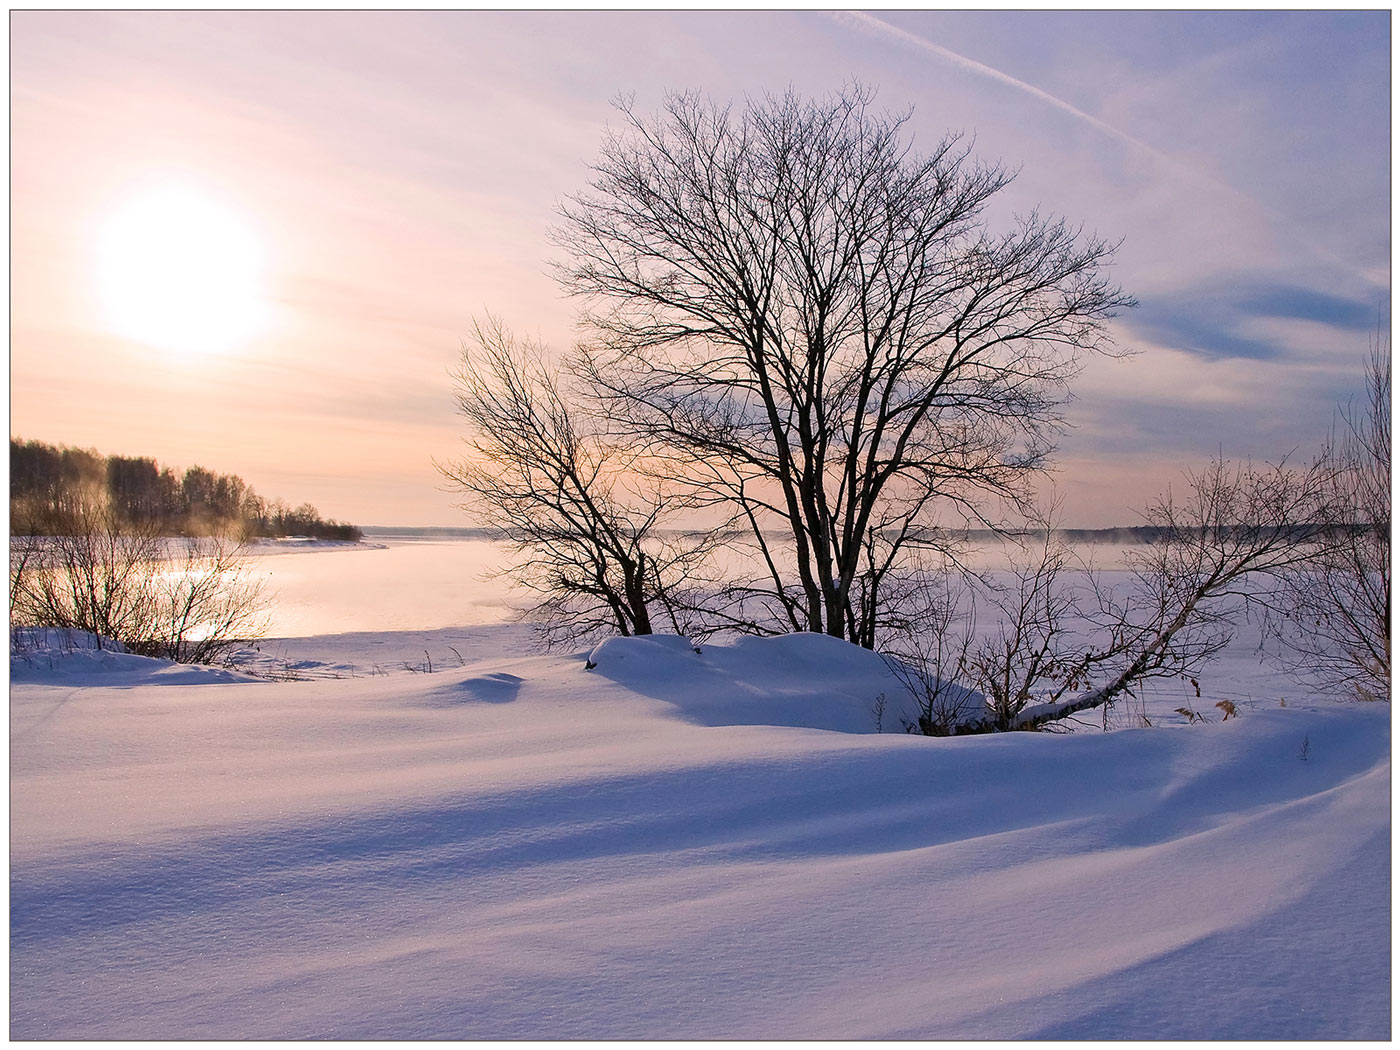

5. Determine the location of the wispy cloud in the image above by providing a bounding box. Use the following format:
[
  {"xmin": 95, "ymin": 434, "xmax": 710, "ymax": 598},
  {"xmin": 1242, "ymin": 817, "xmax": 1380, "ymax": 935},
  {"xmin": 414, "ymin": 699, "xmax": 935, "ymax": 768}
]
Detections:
[{"xmin": 1126, "ymin": 280, "xmax": 1381, "ymax": 364}]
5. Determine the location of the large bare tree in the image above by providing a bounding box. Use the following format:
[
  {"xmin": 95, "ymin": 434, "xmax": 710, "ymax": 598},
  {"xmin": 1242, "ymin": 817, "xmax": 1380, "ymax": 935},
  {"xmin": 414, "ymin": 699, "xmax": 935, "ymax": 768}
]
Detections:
[{"xmin": 555, "ymin": 84, "xmax": 1134, "ymax": 646}]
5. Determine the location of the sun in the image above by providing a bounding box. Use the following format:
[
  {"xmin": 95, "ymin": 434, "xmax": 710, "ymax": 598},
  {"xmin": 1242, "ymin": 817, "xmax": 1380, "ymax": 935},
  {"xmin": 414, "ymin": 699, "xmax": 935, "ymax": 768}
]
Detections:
[{"xmin": 96, "ymin": 184, "xmax": 268, "ymax": 356}]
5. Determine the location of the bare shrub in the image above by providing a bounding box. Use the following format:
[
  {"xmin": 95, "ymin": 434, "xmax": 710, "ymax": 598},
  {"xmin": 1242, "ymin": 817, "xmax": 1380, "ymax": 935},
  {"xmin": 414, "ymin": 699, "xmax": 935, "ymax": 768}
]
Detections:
[
  {"xmin": 12, "ymin": 495, "xmax": 165, "ymax": 649},
  {"xmin": 1269, "ymin": 342, "xmax": 1390, "ymax": 701},
  {"xmin": 961, "ymin": 525, "xmax": 1088, "ymax": 731},
  {"xmin": 889, "ymin": 456, "xmax": 1330, "ymax": 733},
  {"xmin": 880, "ymin": 560, "xmax": 980, "ymax": 735},
  {"xmin": 138, "ymin": 536, "xmax": 272, "ymax": 664},
  {"xmin": 10, "ymin": 492, "xmax": 270, "ymax": 664}
]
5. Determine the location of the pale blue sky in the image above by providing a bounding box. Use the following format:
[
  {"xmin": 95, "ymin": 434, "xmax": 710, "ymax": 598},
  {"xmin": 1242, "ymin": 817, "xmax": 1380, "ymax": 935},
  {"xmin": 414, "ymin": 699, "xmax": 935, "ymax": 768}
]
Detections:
[{"xmin": 10, "ymin": 10, "xmax": 1390, "ymax": 526}]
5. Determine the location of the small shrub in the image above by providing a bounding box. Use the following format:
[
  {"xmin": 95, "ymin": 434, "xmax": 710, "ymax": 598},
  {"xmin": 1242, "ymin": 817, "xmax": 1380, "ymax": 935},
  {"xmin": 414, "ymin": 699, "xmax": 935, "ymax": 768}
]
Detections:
[
  {"xmin": 870, "ymin": 692, "xmax": 888, "ymax": 733},
  {"xmin": 11, "ymin": 498, "xmax": 270, "ymax": 665}
]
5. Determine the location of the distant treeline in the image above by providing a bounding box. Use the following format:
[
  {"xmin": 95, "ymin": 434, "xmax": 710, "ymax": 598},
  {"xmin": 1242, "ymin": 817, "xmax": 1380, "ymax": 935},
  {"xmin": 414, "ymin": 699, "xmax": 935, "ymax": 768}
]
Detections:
[{"xmin": 11, "ymin": 439, "xmax": 362, "ymax": 541}]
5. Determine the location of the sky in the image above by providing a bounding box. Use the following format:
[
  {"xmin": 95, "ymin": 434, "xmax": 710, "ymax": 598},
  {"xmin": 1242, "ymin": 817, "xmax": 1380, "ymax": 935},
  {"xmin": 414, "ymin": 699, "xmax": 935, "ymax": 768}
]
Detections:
[{"xmin": 9, "ymin": 10, "xmax": 1390, "ymax": 528}]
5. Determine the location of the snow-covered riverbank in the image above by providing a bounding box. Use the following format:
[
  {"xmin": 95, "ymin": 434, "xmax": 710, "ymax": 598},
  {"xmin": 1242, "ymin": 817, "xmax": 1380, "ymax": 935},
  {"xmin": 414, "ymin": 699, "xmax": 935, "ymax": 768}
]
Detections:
[{"xmin": 10, "ymin": 611, "xmax": 1390, "ymax": 1038}]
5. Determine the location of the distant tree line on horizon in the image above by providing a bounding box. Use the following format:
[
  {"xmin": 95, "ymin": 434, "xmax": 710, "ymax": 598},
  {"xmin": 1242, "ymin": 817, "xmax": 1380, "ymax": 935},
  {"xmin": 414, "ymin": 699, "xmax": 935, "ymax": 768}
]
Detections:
[{"xmin": 11, "ymin": 438, "xmax": 362, "ymax": 541}]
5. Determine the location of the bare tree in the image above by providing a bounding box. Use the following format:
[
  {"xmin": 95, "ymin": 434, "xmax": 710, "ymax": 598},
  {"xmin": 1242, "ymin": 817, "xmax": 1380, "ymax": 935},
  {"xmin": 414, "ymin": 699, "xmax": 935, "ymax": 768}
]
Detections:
[
  {"xmin": 556, "ymin": 83, "xmax": 1134, "ymax": 646},
  {"xmin": 1271, "ymin": 343, "xmax": 1390, "ymax": 700},
  {"xmin": 889, "ymin": 456, "xmax": 1332, "ymax": 734},
  {"xmin": 438, "ymin": 316, "xmax": 721, "ymax": 647}
]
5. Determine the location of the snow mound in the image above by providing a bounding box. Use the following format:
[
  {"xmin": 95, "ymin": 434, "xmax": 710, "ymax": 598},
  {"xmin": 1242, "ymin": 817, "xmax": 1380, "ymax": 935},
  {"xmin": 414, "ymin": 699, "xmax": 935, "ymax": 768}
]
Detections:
[
  {"xmin": 587, "ymin": 631, "xmax": 914, "ymax": 733},
  {"xmin": 420, "ymin": 671, "xmax": 524, "ymax": 707},
  {"xmin": 586, "ymin": 632, "xmax": 701, "ymax": 668}
]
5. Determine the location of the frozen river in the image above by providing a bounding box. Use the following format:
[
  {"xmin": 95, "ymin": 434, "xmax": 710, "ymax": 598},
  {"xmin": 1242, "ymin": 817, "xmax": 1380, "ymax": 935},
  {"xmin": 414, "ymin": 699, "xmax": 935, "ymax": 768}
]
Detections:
[{"xmin": 249, "ymin": 534, "xmax": 528, "ymax": 638}]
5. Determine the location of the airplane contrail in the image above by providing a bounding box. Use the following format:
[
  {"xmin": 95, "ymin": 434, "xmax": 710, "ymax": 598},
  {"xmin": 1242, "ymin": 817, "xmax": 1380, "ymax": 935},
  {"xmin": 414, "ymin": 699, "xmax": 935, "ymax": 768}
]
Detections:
[
  {"xmin": 834, "ymin": 10, "xmax": 1166, "ymax": 161},
  {"xmin": 832, "ymin": 10, "xmax": 1382, "ymax": 289}
]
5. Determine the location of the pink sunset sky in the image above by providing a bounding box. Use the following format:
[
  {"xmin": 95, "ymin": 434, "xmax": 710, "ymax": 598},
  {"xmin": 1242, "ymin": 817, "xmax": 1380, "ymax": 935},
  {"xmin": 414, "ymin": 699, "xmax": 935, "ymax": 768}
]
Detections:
[{"xmin": 9, "ymin": 10, "xmax": 1389, "ymax": 527}]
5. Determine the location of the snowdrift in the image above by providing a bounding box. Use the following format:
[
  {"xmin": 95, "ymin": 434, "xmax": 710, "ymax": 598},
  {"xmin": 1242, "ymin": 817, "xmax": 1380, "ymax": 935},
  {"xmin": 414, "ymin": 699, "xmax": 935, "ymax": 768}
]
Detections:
[
  {"xmin": 10, "ymin": 628, "xmax": 256, "ymax": 685},
  {"xmin": 9, "ymin": 631, "xmax": 1390, "ymax": 1039},
  {"xmin": 585, "ymin": 631, "xmax": 961, "ymax": 732}
]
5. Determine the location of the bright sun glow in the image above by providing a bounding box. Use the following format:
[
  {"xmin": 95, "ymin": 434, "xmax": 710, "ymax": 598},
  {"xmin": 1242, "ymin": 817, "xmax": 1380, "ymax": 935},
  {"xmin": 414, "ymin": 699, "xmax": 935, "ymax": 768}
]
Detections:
[{"xmin": 96, "ymin": 185, "xmax": 268, "ymax": 355}]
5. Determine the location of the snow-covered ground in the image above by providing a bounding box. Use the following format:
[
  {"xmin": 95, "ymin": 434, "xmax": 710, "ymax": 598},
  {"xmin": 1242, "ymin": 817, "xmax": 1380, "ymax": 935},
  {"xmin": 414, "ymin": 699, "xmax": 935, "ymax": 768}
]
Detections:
[{"xmin": 9, "ymin": 539, "xmax": 1391, "ymax": 1039}]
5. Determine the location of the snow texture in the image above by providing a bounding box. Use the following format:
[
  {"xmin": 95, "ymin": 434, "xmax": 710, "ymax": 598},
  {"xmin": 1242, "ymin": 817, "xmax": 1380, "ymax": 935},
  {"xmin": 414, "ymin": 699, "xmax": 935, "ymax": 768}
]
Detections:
[{"xmin": 9, "ymin": 562, "xmax": 1391, "ymax": 1039}]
